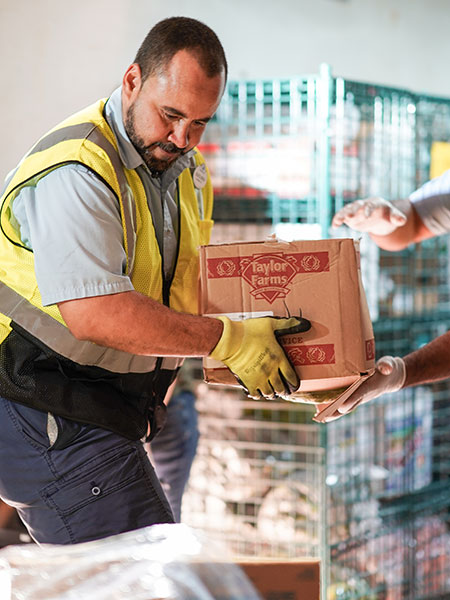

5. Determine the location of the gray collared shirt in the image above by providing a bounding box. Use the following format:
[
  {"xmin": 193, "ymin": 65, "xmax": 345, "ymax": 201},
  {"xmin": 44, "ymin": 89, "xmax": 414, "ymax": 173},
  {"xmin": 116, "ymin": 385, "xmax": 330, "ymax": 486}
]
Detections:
[{"xmin": 9, "ymin": 87, "xmax": 193, "ymax": 306}]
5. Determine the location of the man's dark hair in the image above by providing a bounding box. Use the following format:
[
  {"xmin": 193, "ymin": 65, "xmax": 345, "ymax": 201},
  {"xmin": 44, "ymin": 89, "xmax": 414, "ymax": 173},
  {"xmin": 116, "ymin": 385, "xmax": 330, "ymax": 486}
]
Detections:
[{"xmin": 135, "ymin": 16, "xmax": 228, "ymax": 83}]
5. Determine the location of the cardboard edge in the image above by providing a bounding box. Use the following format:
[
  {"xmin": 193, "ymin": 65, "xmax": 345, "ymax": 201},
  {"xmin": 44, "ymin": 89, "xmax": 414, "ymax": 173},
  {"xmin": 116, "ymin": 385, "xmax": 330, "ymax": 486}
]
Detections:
[{"xmin": 312, "ymin": 370, "xmax": 375, "ymax": 422}]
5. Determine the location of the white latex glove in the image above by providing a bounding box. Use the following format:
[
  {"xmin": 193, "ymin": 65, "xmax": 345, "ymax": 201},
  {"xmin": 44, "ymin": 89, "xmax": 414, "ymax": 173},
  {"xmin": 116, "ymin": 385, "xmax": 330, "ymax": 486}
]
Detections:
[
  {"xmin": 332, "ymin": 197, "xmax": 407, "ymax": 236},
  {"xmin": 315, "ymin": 356, "xmax": 406, "ymax": 422}
]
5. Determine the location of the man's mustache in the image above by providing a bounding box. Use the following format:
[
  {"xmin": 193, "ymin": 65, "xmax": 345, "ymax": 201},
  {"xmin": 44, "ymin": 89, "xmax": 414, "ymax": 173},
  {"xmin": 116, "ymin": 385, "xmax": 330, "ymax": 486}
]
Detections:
[{"xmin": 144, "ymin": 141, "xmax": 187, "ymax": 155}]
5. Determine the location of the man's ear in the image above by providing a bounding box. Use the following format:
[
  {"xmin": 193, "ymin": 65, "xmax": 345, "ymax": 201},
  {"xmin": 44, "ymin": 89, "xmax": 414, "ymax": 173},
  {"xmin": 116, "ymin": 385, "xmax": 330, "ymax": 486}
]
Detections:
[{"xmin": 122, "ymin": 63, "xmax": 142, "ymax": 104}]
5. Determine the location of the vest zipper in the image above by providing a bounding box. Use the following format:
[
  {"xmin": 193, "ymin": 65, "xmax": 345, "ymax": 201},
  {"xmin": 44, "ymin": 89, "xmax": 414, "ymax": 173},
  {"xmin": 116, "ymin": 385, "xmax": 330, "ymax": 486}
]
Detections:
[
  {"xmin": 162, "ymin": 179, "xmax": 182, "ymax": 306},
  {"xmin": 153, "ymin": 179, "xmax": 182, "ymax": 389}
]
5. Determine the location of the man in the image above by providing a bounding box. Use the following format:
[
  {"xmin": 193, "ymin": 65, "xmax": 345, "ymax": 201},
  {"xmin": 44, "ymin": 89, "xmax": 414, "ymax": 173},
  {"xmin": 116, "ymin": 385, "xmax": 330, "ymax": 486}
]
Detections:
[
  {"xmin": 320, "ymin": 170, "xmax": 450, "ymax": 421},
  {"xmin": 0, "ymin": 17, "xmax": 310, "ymax": 544}
]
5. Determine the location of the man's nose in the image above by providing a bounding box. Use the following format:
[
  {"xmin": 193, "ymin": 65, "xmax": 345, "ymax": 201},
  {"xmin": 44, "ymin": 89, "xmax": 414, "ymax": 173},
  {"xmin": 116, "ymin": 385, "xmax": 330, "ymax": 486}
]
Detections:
[{"xmin": 168, "ymin": 120, "xmax": 189, "ymax": 149}]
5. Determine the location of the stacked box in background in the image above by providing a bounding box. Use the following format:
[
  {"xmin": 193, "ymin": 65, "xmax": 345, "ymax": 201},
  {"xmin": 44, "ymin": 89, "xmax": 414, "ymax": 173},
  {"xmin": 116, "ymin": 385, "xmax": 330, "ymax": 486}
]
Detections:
[{"xmin": 183, "ymin": 67, "xmax": 450, "ymax": 600}]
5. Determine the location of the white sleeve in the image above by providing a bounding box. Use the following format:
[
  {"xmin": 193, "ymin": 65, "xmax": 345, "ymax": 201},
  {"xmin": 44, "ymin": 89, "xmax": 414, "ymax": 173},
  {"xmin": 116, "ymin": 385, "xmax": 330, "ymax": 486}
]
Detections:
[
  {"xmin": 409, "ymin": 169, "xmax": 450, "ymax": 235},
  {"xmin": 12, "ymin": 164, "xmax": 135, "ymax": 306}
]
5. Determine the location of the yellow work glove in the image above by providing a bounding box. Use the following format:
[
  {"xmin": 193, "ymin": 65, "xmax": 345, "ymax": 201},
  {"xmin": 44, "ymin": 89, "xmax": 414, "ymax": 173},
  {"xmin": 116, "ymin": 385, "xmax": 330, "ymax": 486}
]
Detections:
[{"xmin": 209, "ymin": 315, "xmax": 311, "ymax": 399}]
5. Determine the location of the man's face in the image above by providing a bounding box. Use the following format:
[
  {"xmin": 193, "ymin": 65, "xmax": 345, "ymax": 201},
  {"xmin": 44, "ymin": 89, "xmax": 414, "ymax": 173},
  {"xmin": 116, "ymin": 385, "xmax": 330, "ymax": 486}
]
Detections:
[{"xmin": 122, "ymin": 50, "xmax": 225, "ymax": 175}]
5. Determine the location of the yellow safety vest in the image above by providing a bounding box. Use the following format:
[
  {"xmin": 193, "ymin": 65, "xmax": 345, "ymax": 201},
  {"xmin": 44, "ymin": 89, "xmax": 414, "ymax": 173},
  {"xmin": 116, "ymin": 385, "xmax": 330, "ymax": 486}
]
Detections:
[
  {"xmin": 0, "ymin": 98, "xmax": 213, "ymax": 372},
  {"xmin": 0, "ymin": 98, "xmax": 214, "ymax": 439}
]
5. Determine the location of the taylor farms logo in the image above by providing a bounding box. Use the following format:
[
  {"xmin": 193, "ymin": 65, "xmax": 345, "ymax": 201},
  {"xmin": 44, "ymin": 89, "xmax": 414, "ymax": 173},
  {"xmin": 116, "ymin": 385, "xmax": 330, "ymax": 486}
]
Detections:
[
  {"xmin": 241, "ymin": 253, "xmax": 297, "ymax": 303},
  {"xmin": 207, "ymin": 250, "xmax": 329, "ymax": 304}
]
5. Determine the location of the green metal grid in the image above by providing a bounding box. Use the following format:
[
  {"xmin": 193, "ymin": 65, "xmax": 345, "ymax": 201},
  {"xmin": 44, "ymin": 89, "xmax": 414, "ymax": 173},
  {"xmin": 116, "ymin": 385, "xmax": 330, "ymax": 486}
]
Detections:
[
  {"xmin": 183, "ymin": 384, "xmax": 326, "ymax": 560},
  {"xmin": 187, "ymin": 66, "xmax": 450, "ymax": 600}
]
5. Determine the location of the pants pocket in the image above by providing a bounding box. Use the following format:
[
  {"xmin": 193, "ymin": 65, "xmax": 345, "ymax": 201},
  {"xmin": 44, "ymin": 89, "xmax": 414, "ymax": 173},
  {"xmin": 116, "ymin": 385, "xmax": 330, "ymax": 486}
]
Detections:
[
  {"xmin": 4, "ymin": 401, "xmax": 93, "ymax": 452},
  {"xmin": 40, "ymin": 443, "xmax": 174, "ymax": 543},
  {"xmin": 5, "ymin": 400, "xmax": 51, "ymax": 451},
  {"xmin": 49, "ymin": 413, "xmax": 94, "ymax": 450}
]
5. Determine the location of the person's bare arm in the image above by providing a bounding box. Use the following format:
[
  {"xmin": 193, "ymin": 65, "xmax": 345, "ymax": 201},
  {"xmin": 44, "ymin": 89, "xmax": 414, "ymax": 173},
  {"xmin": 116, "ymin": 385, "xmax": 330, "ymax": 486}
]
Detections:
[
  {"xmin": 314, "ymin": 330, "xmax": 450, "ymax": 422},
  {"xmin": 403, "ymin": 330, "xmax": 450, "ymax": 386},
  {"xmin": 58, "ymin": 290, "xmax": 312, "ymax": 399},
  {"xmin": 58, "ymin": 290, "xmax": 223, "ymax": 357}
]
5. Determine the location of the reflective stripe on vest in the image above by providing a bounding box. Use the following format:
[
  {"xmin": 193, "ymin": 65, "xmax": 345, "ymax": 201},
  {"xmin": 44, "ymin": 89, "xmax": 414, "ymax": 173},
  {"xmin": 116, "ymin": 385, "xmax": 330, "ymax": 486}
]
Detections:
[
  {"xmin": 0, "ymin": 279, "xmax": 182, "ymax": 373},
  {"xmin": 0, "ymin": 120, "xmax": 184, "ymax": 374},
  {"xmin": 24, "ymin": 123, "xmax": 136, "ymax": 275}
]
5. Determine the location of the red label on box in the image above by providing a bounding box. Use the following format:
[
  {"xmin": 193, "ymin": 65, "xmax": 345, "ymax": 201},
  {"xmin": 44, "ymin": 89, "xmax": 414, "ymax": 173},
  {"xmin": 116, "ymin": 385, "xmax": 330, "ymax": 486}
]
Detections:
[
  {"xmin": 366, "ymin": 338, "xmax": 375, "ymax": 361},
  {"xmin": 207, "ymin": 251, "xmax": 329, "ymax": 304},
  {"xmin": 284, "ymin": 343, "xmax": 336, "ymax": 366}
]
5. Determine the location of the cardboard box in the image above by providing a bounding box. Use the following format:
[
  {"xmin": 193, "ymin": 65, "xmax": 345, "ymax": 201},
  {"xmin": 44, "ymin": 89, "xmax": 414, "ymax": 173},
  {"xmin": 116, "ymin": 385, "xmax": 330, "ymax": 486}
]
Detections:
[
  {"xmin": 200, "ymin": 238, "xmax": 375, "ymax": 403},
  {"xmin": 237, "ymin": 559, "xmax": 320, "ymax": 600}
]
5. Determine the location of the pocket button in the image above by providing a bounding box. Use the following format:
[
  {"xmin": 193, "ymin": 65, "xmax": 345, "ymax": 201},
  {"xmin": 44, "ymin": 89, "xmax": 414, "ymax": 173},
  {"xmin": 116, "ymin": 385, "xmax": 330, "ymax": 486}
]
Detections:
[{"xmin": 91, "ymin": 486, "xmax": 101, "ymax": 496}]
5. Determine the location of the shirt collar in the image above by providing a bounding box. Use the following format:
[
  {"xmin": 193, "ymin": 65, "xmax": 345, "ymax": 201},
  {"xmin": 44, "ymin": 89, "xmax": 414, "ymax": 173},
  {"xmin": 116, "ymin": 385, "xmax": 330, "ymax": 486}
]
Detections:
[{"xmin": 104, "ymin": 86, "xmax": 194, "ymax": 184}]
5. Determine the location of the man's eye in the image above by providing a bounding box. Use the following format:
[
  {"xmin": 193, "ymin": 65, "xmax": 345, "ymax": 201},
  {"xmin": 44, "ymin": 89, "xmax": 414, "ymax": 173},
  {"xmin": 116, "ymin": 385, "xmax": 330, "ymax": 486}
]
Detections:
[
  {"xmin": 164, "ymin": 112, "xmax": 178, "ymax": 121},
  {"xmin": 193, "ymin": 121, "xmax": 207, "ymax": 128}
]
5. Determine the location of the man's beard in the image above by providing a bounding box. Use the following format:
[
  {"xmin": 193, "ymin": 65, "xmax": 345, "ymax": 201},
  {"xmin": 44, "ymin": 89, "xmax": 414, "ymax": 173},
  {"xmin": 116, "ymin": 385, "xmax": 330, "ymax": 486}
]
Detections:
[{"xmin": 124, "ymin": 104, "xmax": 186, "ymax": 176}]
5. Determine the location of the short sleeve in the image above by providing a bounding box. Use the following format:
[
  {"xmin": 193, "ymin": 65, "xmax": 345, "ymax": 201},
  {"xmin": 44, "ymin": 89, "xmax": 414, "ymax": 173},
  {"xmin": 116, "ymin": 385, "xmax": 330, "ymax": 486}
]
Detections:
[
  {"xmin": 409, "ymin": 169, "xmax": 450, "ymax": 236},
  {"xmin": 12, "ymin": 164, "xmax": 135, "ymax": 305}
]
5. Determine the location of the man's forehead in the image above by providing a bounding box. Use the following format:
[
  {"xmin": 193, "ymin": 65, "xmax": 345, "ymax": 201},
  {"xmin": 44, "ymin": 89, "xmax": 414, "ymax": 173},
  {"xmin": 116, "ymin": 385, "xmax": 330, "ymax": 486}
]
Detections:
[
  {"xmin": 145, "ymin": 50, "xmax": 225, "ymax": 92},
  {"xmin": 141, "ymin": 70, "xmax": 224, "ymax": 118}
]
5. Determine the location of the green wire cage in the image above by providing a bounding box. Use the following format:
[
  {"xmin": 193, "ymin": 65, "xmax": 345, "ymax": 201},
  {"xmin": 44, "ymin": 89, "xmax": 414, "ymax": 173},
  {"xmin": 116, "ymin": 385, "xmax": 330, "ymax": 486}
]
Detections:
[{"xmin": 183, "ymin": 65, "xmax": 450, "ymax": 600}]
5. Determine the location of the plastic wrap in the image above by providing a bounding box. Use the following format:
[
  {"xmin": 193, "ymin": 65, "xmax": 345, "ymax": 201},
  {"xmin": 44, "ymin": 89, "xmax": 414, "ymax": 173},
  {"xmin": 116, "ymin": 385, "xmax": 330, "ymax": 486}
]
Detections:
[{"xmin": 0, "ymin": 523, "xmax": 261, "ymax": 599}]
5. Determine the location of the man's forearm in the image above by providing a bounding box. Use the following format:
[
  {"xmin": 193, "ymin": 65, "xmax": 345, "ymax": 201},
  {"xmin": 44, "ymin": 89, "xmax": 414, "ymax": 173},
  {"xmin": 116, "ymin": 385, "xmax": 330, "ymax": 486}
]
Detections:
[
  {"xmin": 403, "ymin": 331, "xmax": 450, "ymax": 387},
  {"xmin": 58, "ymin": 290, "xmax": 223, "ymax": 357}
]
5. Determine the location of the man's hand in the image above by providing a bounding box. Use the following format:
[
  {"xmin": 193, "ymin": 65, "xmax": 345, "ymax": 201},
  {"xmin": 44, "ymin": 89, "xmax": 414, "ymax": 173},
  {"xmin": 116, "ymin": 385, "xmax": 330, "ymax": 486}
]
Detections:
[
  {"xmin": 209, "ymin": 316, "xmax": 311, "ymax": 398},
  {"xmin": 332, "ymin": 197, "xmax": 407, "ymax": 236},
  {"xmin": 314, "ymin": 356, "xmax": 406, "ymax": 422}
]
